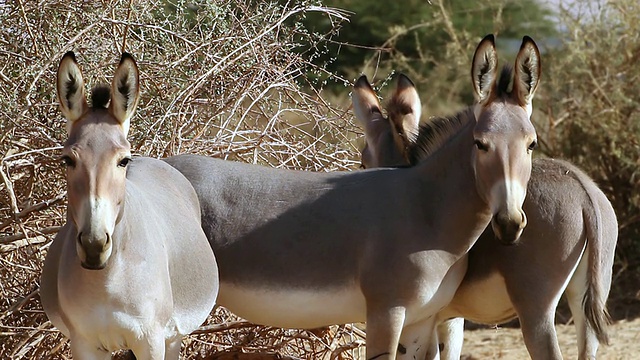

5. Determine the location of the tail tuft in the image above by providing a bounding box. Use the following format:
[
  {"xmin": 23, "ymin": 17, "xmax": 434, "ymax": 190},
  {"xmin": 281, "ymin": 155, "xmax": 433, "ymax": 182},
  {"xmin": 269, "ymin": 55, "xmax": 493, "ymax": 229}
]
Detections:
[{"xmin": 583, "ymin": 263, "xmax": 612, "ymax": 345}]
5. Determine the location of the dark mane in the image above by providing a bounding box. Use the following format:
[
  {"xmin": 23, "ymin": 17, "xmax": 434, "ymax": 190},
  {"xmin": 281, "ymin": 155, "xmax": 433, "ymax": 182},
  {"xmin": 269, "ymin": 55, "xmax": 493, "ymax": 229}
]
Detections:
[
  {"xmin": 91, "ymin": 85, "xmax": 110, "ymax": 108},
  {"xmin": 496, "ymin": 65, "xmax": 513, "ymax": 97},
  {"xmin": 407, "ymin": 108, "xmax": 474, "ymax": 164}
]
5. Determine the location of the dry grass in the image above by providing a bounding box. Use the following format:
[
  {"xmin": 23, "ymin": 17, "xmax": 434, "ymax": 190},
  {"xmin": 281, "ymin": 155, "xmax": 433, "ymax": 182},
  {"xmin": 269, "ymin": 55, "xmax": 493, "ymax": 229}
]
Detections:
[{"xmin": 0, "ymin": 1, "xmax": 368, "ymax": 358}]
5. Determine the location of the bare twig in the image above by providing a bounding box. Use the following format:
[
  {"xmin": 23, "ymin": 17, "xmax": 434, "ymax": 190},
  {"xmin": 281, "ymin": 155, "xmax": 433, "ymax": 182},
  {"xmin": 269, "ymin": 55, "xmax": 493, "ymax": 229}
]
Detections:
[
  {"xmin": 0, "ymin": 161, "xmax": 19, "ymax": 216},
  {"xmin": 0, "ymin": 193, "xmax": 65, "ymax": 231},
  {"xmin": 192, "ymin": 320, "xmax": 266, "ymax": 335},
  {"xmin": 120, "ymin": 0, "xmax": 134, "ymax": 53},
  {"xmin": 0, "ymin": 226, "xmax": 61, "ymax": 245},
  {"xmin": 17, "ymin": 0, "xmax": 39, "ymax": 56},
  {"xmin": 0, "ymin": 289, "xmax": 39, "ymax": 321}
]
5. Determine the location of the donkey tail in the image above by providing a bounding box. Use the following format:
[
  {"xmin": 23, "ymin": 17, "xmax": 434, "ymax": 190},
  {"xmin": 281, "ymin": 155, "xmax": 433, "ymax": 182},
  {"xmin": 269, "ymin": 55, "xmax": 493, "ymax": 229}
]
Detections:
[
  {"xmin": 576, "ymin": 168, "xmax": 614, "ymax": 345},
  {"xmin": 582, "ymin": 209, "xmax": 611, "ymax": 345}
]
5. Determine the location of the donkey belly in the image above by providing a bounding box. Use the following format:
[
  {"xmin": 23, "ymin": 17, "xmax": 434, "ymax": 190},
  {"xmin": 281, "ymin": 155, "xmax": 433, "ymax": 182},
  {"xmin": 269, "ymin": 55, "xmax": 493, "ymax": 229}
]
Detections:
[
  {"xmin": 441, "ymin": 268, "xmax": 516, "ymax": 324},
  {"xmin": 218, "ymin": 282, "xmax": 367, "ymax": 328}
]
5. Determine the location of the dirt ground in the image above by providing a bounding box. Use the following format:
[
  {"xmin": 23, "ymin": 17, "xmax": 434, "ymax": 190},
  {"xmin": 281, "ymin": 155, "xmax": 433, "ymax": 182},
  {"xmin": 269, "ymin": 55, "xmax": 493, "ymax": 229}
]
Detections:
[
  {"xmin": 460, "ymin": 318, "xmax": 640, "ymax": 359},
  {"xmin": 200, "ymin": 317, "xmax": 640, "ymax": 360}
]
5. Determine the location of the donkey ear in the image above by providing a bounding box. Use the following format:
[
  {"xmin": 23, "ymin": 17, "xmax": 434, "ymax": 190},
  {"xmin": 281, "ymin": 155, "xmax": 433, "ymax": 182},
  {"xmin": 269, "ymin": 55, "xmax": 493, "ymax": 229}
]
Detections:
[
  {"xmin": 513, "ymin": 36, "xmax": 541, "ymax": 115},
  {"xmin": 389, "ymin": 74, "xmax": 421, "ymax": 143},
  {"xmin": 471, "ymin": 34, "xmax": 499, "ymax": 102},
  {"xmin": 57, "ymin": 51, "xmax": 88, "ymax": 133},
  {"xmin": 352, "ymin": 75, "xmax": 385, "ymax": 133},
  {"xmin": 109, "ymin": 53, "xmax": 140, "ymax": 136}
]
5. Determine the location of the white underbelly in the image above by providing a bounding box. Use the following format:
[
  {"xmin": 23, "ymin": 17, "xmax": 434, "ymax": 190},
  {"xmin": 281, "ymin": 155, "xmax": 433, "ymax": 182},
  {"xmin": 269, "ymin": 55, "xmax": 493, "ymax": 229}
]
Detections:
[
  {"xmin": 218, "ymin": 282, "xmax": 367, "ymax": 329},
  {"xmin": 443, "ymin": 270, "xmax": 515, "ymax": 324}
]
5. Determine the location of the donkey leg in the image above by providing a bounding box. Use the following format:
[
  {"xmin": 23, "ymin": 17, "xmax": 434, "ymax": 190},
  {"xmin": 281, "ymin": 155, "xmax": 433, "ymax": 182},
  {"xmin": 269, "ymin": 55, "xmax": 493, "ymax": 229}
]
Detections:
[
  {"xmin": 436, "ymin": 317, "xmax": 464, "ymax": 360},
  {"xmin": 130, "ymin": 332, "xmax": 166, "ymax": 360},
  {"xmin": 518, "ymin": 310, "xmax": 563, "ymax": 360},
  {"xmin": 504, "ymin": 254, "xmax": 566, "ymax": 359},
  {"xmin": 396, "ymin": 316, "xmax": 439, "ymax": 360},
  {"xmin": 365, "ymin": 306, "xmax": 406, "ymax": 360},
  {"xmin": 565, "ymin": 248, "xmax": 599, "ymax": 360},
  {"xmin": 164, "ymin": 337, "xmax": 182, "ymax": 360}
]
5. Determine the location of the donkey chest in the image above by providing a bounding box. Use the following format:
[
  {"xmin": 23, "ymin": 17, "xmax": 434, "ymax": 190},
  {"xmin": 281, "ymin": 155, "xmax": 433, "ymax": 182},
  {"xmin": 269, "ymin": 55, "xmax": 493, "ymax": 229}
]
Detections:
[
  {"xmin": 61, "ymin": 275, "xmax": 169, "ymax": 318},
  {"xmin": 57, "ymin": 250, "xmax": 174, "ymax": 345},
  {"xmin": 70, "ymin": 308, "xmax": 149, "ymax": 350}
]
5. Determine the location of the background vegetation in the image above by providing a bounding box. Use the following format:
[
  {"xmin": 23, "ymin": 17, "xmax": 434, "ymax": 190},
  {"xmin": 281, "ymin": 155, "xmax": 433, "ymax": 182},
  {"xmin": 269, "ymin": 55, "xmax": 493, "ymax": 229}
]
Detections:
[
  {"xmin": 541, "ymin": 0, "xmax": 640, "ymax": 317},
  {"xmin": 1, "ymin": 0, "xmax": 638, "ymax": 358}
]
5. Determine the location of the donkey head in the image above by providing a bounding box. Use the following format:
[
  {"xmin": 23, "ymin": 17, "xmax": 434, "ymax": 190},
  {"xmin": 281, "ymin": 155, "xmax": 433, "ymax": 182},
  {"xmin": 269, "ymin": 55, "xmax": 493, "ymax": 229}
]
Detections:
[
  {"xmin": 57, "ymin": 52, "xmax": 140, "ymax": 269},
  {"xmin": 351, "ymin": 75, "xmax": 420, "ymax": 169},
  {"xmin": 470, "ymin": 34, "xmax": 540, "ymax": 244}
]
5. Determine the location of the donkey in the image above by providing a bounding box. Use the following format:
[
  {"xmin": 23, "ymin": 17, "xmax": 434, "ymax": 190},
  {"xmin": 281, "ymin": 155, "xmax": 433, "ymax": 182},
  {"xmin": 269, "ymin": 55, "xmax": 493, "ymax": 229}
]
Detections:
[
  {"xmin": 40, "ymin": 52, "xmax": 219, "ymax": 359},
  {"xmin": 165, "ymin": 34, "xmax": 538, "ymax": 359},
  {"xmin": 352, "ymin": 60, "xmax": 617, "ymax": 359}
]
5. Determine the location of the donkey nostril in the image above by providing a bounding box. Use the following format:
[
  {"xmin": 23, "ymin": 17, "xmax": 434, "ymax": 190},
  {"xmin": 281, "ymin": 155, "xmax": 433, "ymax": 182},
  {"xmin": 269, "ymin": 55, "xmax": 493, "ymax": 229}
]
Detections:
[
  {"xmin": 520, "ymin": 210, "xmax": 527, "ymax": 229},
  {"xmin": 77, "ymin": 232, "xmax": 83, "ymax": 244}
]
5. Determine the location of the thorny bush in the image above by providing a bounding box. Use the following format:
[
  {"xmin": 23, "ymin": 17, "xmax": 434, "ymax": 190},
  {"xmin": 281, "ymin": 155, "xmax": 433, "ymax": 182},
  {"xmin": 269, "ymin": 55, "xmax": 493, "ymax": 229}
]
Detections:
[{"xmin": 0, "ymin": 1, "xmax": 366, "ymax": 358}]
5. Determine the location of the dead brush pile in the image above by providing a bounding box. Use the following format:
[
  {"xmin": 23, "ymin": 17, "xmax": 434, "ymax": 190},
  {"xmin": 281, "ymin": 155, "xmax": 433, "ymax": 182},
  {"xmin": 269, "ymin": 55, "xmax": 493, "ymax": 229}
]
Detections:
[{"xmin": 0, "ymin": 1, "xmax": 367, "ymax": 358}]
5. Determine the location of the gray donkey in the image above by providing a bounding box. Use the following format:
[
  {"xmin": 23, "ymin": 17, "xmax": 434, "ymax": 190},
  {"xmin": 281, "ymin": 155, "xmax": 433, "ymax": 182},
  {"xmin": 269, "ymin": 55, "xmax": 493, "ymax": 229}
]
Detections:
[
  {"xmin": 352, "ymin": 70, "xmax": 617, "ymax": 359},
  {"xmin": 166, "ymin": 34, "xmax": 540, "ymax": 359}
]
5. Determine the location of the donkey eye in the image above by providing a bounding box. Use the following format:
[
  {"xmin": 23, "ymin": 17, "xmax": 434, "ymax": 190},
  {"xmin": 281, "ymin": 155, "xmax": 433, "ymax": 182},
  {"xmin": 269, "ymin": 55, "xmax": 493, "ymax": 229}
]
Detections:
[
  {"xmin": 474, "ymin": 139, "xmax": 489, "ymax": 152},
  {"xmin": 528, "ymin": 140, "xmax": 538, "ymax": 151},
  {"xmin": 60, "ymin": 155, "xmax": 75, "ymax": 168},
  {"xmin": 118, "ymin": 157, "xmax": 132, "ymax": 168}
]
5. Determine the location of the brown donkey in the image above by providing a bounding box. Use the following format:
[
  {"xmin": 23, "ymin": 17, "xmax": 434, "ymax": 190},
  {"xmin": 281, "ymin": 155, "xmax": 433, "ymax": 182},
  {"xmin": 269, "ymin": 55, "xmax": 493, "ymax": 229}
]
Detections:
[
  {"xmin": 166, "ymin": 34, "xmax": 537, "ymax": 359},
  {"xmin": 352, "ymin": 45, "xmax": 617, "ymax": 359},
  {"xmin": 41, "ymin": 52, "xmax": 219, "ymax": 359}
]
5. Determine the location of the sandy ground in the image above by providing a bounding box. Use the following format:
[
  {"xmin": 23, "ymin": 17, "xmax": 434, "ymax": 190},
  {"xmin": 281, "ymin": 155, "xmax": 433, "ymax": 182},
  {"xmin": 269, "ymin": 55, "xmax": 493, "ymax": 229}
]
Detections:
[
  {"xmin": 202, "ymin": 318, "xmax": 640, "ymax": 359},
  {"xmin": 460, "ymin": 318, "xmax": 640, "ymax": 359}
]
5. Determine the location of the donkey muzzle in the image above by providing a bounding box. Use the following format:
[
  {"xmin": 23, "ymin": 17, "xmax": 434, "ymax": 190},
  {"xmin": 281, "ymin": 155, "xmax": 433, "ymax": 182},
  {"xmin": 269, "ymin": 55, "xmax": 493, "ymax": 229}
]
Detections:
[
  {"xmin": 77, "ymin": 232, "xmax": 111, "ymax": 270},
  {"xmin": 491, "ymin": 209, "xmax": 527, "ymax": 245}
]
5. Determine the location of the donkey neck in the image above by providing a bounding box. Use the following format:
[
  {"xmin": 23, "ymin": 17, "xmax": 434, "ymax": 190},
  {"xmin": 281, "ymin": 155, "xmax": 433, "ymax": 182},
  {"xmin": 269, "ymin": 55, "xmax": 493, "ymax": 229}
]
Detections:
[{"xmin": 408, "ymin": 117, "xmax": 493, "ymax": 256}]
